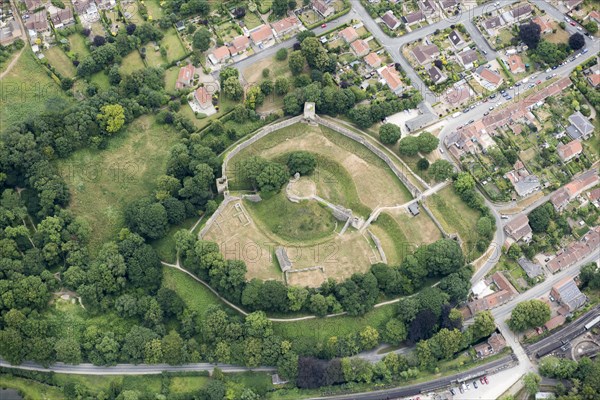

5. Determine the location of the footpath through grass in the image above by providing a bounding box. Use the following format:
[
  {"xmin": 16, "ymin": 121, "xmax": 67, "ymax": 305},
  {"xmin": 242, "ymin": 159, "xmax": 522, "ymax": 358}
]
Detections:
[{"xmin": 56, "ymin": 115, "xmax": 180, "ymax": 252}]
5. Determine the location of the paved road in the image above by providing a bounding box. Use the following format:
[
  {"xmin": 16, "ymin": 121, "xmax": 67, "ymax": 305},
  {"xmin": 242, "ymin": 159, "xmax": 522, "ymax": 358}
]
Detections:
[
  {"xmin": 310, "ymin": 355, "xmax": 517, "ymax": 400},
  {"xmin": 0, "ymin": 359, "xmax": 275, "ymax": 375}
]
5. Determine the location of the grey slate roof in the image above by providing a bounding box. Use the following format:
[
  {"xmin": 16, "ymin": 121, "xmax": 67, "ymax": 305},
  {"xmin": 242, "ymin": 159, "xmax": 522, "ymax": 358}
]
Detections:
[{"xmin": 517, "ymin": 257, "xmax": 543, "ymax": 279}]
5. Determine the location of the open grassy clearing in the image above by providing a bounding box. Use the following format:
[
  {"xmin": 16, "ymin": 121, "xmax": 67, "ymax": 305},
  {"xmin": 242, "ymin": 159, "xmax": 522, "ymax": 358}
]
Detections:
[
  {"xmin": 56, "ymin": 116, "xmax": 180, "ymax": 251},
  {"xmin": 162, "ymin": 266, "xmax": 229, "ymax": 315},
  {"xmin": 0, "ymin": 50, "xmax": 70, "ymax": 129},
  {"xmin": 90, "ymin": 70, "xmax": 111, "ymax": 89},
  {"xmin": 144, "ymin": 0, "xmax": 164, "ymax": 20},
  {"xmin": 164, "ymin": 65, "xmax": 180, "ymax": 92},
  {"xmin": 44, "ymin": 46, "xmax": 77, "ymax": 78},
  {"xmin": 426, "ymin": 186, "xmax": 482, "ymax": 258},
  {"xmin": 272, "ymin": 304, "xmax": 395, "ymax": 356},
  {"xmin": 161, "ymin": 28, "xmax": 188, "ymax": 62},
  {"xmin": 240, "ymin": 54, "xmax": 291, "ymax": 85},
  {"xmin": 243, "ymin": 12, "xmax": 263, "ymax": 30},
  {"xmin": 0, "ymin": 375, "xmax": 64, "ymax": 400},
  {"xmin": 120, "ymin": 51, "xmax": 146, "ymax": 75},
  {"xmin": 227, "ymin": 123, "xmax": 411, "ymax": 208}
]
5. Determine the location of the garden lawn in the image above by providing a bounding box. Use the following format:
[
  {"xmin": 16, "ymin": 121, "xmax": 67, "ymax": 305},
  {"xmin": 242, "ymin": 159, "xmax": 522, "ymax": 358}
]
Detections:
[
  {"xmin": 56, "ymin": 115, "xmax": 180, "ymax": 252},
  {"xmin": 68, "ymin": 33, "xmax": 91, "ymax": 57},
  {"xmin": 90, "ymin": 71, "xmax": 111, "ymax": 89},
  {"xmin": 44, "ymin": 46, "xmax": 77, "ymax": 78},
  {"xmin": 0, "ymin": 50, "xmax": 70, "ymax": 129},
  {"xmin": 161, "ymin": 28, "xmax": 188, "ymax": 62},
  {"xmin": 164, "ymin": 65, "xmax": 180, "ymax": 93},
  {"xmin": 243, "ymin": 12, "xmax": 263, "ymax": 30},
  {"xmin": 144, "ymin": 0, "xmax": 164, "ymax": 20},
  {"xmin": 426, "ymin": 186, "xmax": 482, "ymax": 259},
  {"xmin": 120, "ymin": 51, "xmax": 146, "ymax": 75}
]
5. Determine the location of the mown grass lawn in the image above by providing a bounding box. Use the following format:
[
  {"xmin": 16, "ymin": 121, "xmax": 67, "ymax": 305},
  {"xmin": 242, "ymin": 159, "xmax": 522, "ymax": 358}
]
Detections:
[
  {"xmin": 120, "ymin": 51, "xmax": 146, "ymax": 75},
  {"xmin": 44, "ymin": 46, "xmax": 77, "ymax": 78},
  {"xmin": 56, "ymin": 115, "xmax": 180, "ymax": 252},
  {"xmin": 0, "ymin": 50, "xmax": 70, "ymax": 129},
  {"xmin": 90, "ymin": 70, "xmax": 111, "ymax": 89},
  {"xmin": 67, "ymin": 33, "xmax": 91, "ymax": 58},
  {"xmin": 144, "ymin": 0, "xmax": 164, "ymax": 20}
]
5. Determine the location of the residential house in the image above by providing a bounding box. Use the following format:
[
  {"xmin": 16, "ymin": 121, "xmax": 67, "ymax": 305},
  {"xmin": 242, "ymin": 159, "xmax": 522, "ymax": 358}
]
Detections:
[
  {"xmin": 544, "ymin": 314, "xmax": 567, "ymax": 331},
  {"xmin": 271, "ymin": 15, "xmax": 301, "ymax": 38},
  {"xmin": 25, "ymin": 10, "xmax": 49, "ymax": 33},
  {"xmin": 564, "ymin": 0, "xmax": 584, "ymax": 11},
  {"xmin": 448, "ymin": 30, "xmax": 464, "ymax": 48},
  {"xmin": 504, "ymin": 161, "xmax": 541, "ymax": 197},
  {"xmin": 474, "ymin": 332, "xmax": 507, "ymax": 358},
  {"xmin": 467, "ymin": 272, "xmax": 518, "ymax": 314},
  {"xmin": 378, "ymin": 65, "xmax": 403, "ymax": 94},
  {"xmin": 23, "ymin": 0, "xmax": 43, "ymax": 11},
  {"xmin": 249, "ymin": 24, "xmax": 274, "ymax": 47},
  {"xmin": 412, "ymin": 43, "xmax": 439, "ymax": 65},
  {"xmin": 0, "ymin": 20, "xmax": 22, "ymax": 46},
  {"xmin": 74, "ymin": 0, "xmax": 99, "ymax": 22},
  {"xmin": 382, "ymin": 10, "xmax": 401, "ymax": 30},
  {"xmin": 408, "ymin": 203, "xmax": 420, "ymax": 216},
  {"xmin": 511, "ymin": 4, "xmax": 532, "ymax": 21},
  {"xmin": 49, "ymin": 5, "xmax": 74, "ymax": 29},
  {"xmin": 192, "ymin": 86, "xmax": 213, "ymax": 110},
  {"xmin": 419, "ymin": 0, "xmax": 437, "ymax": 16},
  {"xmin": 458, "ymin": 49, "xmax": 480, "ymax": 70},
  {"xmin": 312, "ymin": 0, "xmax": 334, "ymax": 18},
  {"xmin": 507, "ymin": 54, "xmax": 525, "ymax": 74},
  {"xmin": 588, "ymin": 188, "xmax": 600, "ymax": 207},
  {"xmin": 557, "ymin": 140, "xmax": 583, "ymax": 162},
  {"xmin": 483, "ymin": 16, "xmax": 504, "ymax": 35},
  {"xmin": 551, "ymin": 277, "xmax": 587, "ymax": 312},
  {"xmin": 95, "ymin": 0, "xmax": 116, "ymax": 10},
  {"xmin": 551, "ymin": 169, "xmax": 600, "ymax": 211},
  {"xmin": 477, "ymin": 66, "xmax": 503, "ymax": 89},
  {"xmin": 532, "ymin": 16, "xmax": 553, "ymax": 35},
  {"xmin": 445, "ymin": 85, "xmax": 472, "ymax": 106},
  {"xmin": 350, "ymin": 39, "xmax": 369, "ymax": 57},
  {"xmin": 402, "ymin": 10, "xmax": 425, "ymax": 25},
  {"xmin": 441, "ymin": 0, "xmax": 458, "ymax": 8},
  {"xmin": 364, "ymin": 52, "xmax": 382, "ymax": 69},
  {"xmin": 566, "ymin": 111, "xmax": 594, "ymax": 140},
  {"xmin": 228, "ymin": 35, "xmax": 250, "ymax": 56},
  {"xmin": 339, "ymin": 26, "xmax": 359, "ymax": 43},
  {"xmin": 175, "ymin": 64, "xmax": 195, "ymax": 90},
  {"xmin": 587, "ymin": 11, "xmax": 600, "ymax": 25},
  {"xmin": 504, "ymin": 214, "xmax": 533, "ymax": 243},
  {"xmin": 518, "ymin": 258, "xmax": 543, "ymax": 279},
  {"xmin": 547, "ymin": 226, "xmax": 600, "ymax": 272},
  {"xmin": 208, "ymin": 46, "xmax": 230, "ymax": 65},
  {"xmin": 587, "ymin": 72, "xmax": 600, "ymax": 88},
  {"xmin": 427, "ymin": 65, "xmax": 446, "ymax": 84}
]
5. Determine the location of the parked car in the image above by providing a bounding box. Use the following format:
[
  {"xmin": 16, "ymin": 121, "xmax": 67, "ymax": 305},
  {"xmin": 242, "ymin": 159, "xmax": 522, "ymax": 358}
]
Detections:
[
  {"xmin": 570, "ymin": 21, "xmax": 576, "ymax": 26},
  {"xmin": 583, "ymin": 48, "xmax": 589, "ymax": 54},
  {"xmin": 466, "ymin": 383, "xmax": 471, "ymax": 390},
  {"xmin": 484, "ymin": 376, "xmax": 489, "ymax": 384},
  {"xmin": 450, "ymin": 388, "xmax": 456, "ymax": 395},
  {"xmin": 473, "ymin": 381, "xmax": 478, "ymax": 389},
  {"xmin": 501, "ymin": 215, "xmax": 509, "ymax": 219},
  {"xmin": 321, "ymin": 23, "xmax": 327, "ymax": 28},
  {"xmin": 482, "ymin": 49, "xmax": 487, "ymax": 55},
  {"xmin": 468, "ymin": 119, "xmax": 474, "ymax": 124}
]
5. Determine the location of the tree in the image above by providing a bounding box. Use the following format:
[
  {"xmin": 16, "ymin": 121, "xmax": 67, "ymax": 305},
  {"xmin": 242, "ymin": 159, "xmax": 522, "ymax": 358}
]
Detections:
[
  {"xmin": 528, "ymin": 202, "xmax": 554, "ymax": 233},
  {"xmin": 417, "ymin": 158, "xmax": 430, "ymax": 170},
  {"xmin": 276, "ymin": 48, "xmax": 288, "ymax": 61},
  {"xmin": 287, "ymin": 151, "xmax": 316, "ymax": 175},
  {"xmin": 272, "ymin": 0, "xmax": 288, "ymax": 17},
  {"xmin": 408, "ymin": 309, "xmax": 438, "ymax": 343},
  {"xmin": 223, "ymin": 76, "xmax": 244, "ymax": 100},
  {"xmin": 569, "ymin": 33, "xmax": 585, "ymax": 50},
  {"xmin": 417, "ymin": 132, "xmax": 439, "ymax": 153},
  {"xmin": 349, "ymin": 106, "xmax": 373, "ymax": 129},
  {"xmin": 162, "ymin": 330, "xmax": 185, "ymax": 364},
  {"xmin": 379, "ymin": 123, "xmax": 402, "ymax": 144},
  {"xmin": 429, "ymin": 159, "xmax": 453, "ymax": 181},
  {"xmin": 580, "ymin": 263, "xmax": 600, "ymax": 290},
  {"xmin": 260, "ymin": 80, "xmax": 274, "ymax": 95},
  {"xmin": 274, "ymin": 77, "xmax": 291, "ymax": 95},
  {"xmin": 476, "ymin": 216, "xmax": 493, "ymax": 238},
  {"xmin": 192, "ymin": 28, "xmax": 211, "ymax": 51},
  {"xmin": 508, "ymin": 299, "xmax": 551, "ymax": 331},
  {"xmin": 359, "ymin": 326, "xmax": 379, "ymax": 350},
  {"xmin": 256, "ymin": 162, "xmax": 289, "ymax": 192},
  {"xmin": 469, "ymin": 311, "xmax": 496, "ymax": 341},
  {"xmin": 584, "ymin": 21, "xmax": 598, "ymax": 34},
  {"xmin": 309, "ymin": 293, "xmax": 329, "ymax": 317},
  {"xmin": 55, "ymin": 338, "xmax": 82, "ymax": 364},
  {"xmin": 383, "ymin": 318, "xmax": 407, "ymax": 345},
  {"xmin": 289, "ymin": 51, "xmax": 305, "ymax": 75},
  {"xmin": 454, "ymin": 172, "xmax": 475, "ymax": 194},
  {"xmin": 297, "ymin": 30, "xmax": 316, "ymax": 44},
  {"xmin": 125, "ymin": 198, "xmax": 169, "ymax": 240},
  {"xmin": 519, "ymin": 23, "xmax": 542, "ymax": 49},
  {"xmin": 429, "ymin": 328, "xmax": 463, "ymax": 360},
  {"xmin": 97, "ymin": 104, "xmax": 125, "ymax": 134},
  {"xmin": 398, "ymin": 136, "xmax": 420, "ymax": 156},
  {"xmin": 523, "ymin": 372, "xmax": 541, "ymax": 395},
  {"xmin": 425, "ymin": 239, "xmax": 464, "ymax": 276},
  {"xmin": 220, "ymin": 67, "xmax": 239, "ymax": 86}
]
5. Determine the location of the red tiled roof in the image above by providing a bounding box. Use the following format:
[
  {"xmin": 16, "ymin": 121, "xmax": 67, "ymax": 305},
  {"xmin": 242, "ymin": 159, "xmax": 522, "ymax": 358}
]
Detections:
[
  {"xmin": 364, "ymin": 52, "xmax": 382, "ymax": 68},
  {"xmin": 339, "ymin": 26, "xmax": 358, "ymax": 43},
  {"xmin": 176, "ymin": 64, "xmax": 195, "ymax": 89},
  {"xmin": 588, "ymin": 74, "xmax": 600, "ymax": 87},
  {"xmin": 350, "ymin": 39, "xmax": 369, "ymax": 55},
  {"xmin": 380, "ymin": 66, "xmax": 402, "ymax": 91},
  {"xmin": 194, "ymin": 86, "xmax": 212, "ymax": 108},
  {"xmin": 557, "ymin": 140, "xmax": 583, "ymax": 161},
  {"xmin": 250, "ymin": 24, "xmax": 273, "ymax": 44},
  {"xmin": 229, "ymin": 35, "xmax": 249, "ymax": 54},
  {"xmin": 271, "ymin": 15, "xmax": 300, "ymax": 34},
  {"xmin": 211, "ymin": 46, "xmax": 230, "ymax": 62},
  {"xmin": 508, "ymin": 55, "xmax": 525, "ymax": 73}
]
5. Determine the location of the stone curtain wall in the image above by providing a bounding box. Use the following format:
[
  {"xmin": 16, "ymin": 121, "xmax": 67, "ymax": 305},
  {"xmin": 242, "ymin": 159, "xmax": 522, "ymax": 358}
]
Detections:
[{"xmin": 315, "ymin": 116, "xmax": 421, "ymax": 198}]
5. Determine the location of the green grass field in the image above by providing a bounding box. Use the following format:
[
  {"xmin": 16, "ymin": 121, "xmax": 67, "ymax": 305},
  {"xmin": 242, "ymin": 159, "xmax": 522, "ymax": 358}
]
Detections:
[
  {"xmin": 67, "ymin": 33, "xmax": 91, "ymax": 58},
  {"xmin": 144, "ymin": 0, "xmax": 164, "ymax": 20},
  {"xmin": 56, "ymin": 116, "xmax": 180, "ymax": 251},
  {"xmin": 161, "ymin": 28, "xmax": 188, "ymax": 62},
  {"xmin": 44, "ymin": 46, "xmax": 77, "ymax": 78},
  {"xmin": 161, "ymin": 266, "xmax": 224, "ymax": 316},
  {"xmin": 426, "ymin": 186, "xmax": 482, "ymax": 259},
  {"xmin": 0, "ymin": 50, "xmax": 70, "ymax": 129},
  {"xmin": 0, "ymin": 375, "xmax": 64, "ymax": 400},
  {"xmin": 245, "ymin": 191, "xmax": 338, "ymax": 243},
  {"xmin": 90, "ymin": 71, "xmax": 111, "ymax": 90},
  {"xmin": 120, "ymin": 51, "xmax": 146, "ymax": 75}
]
